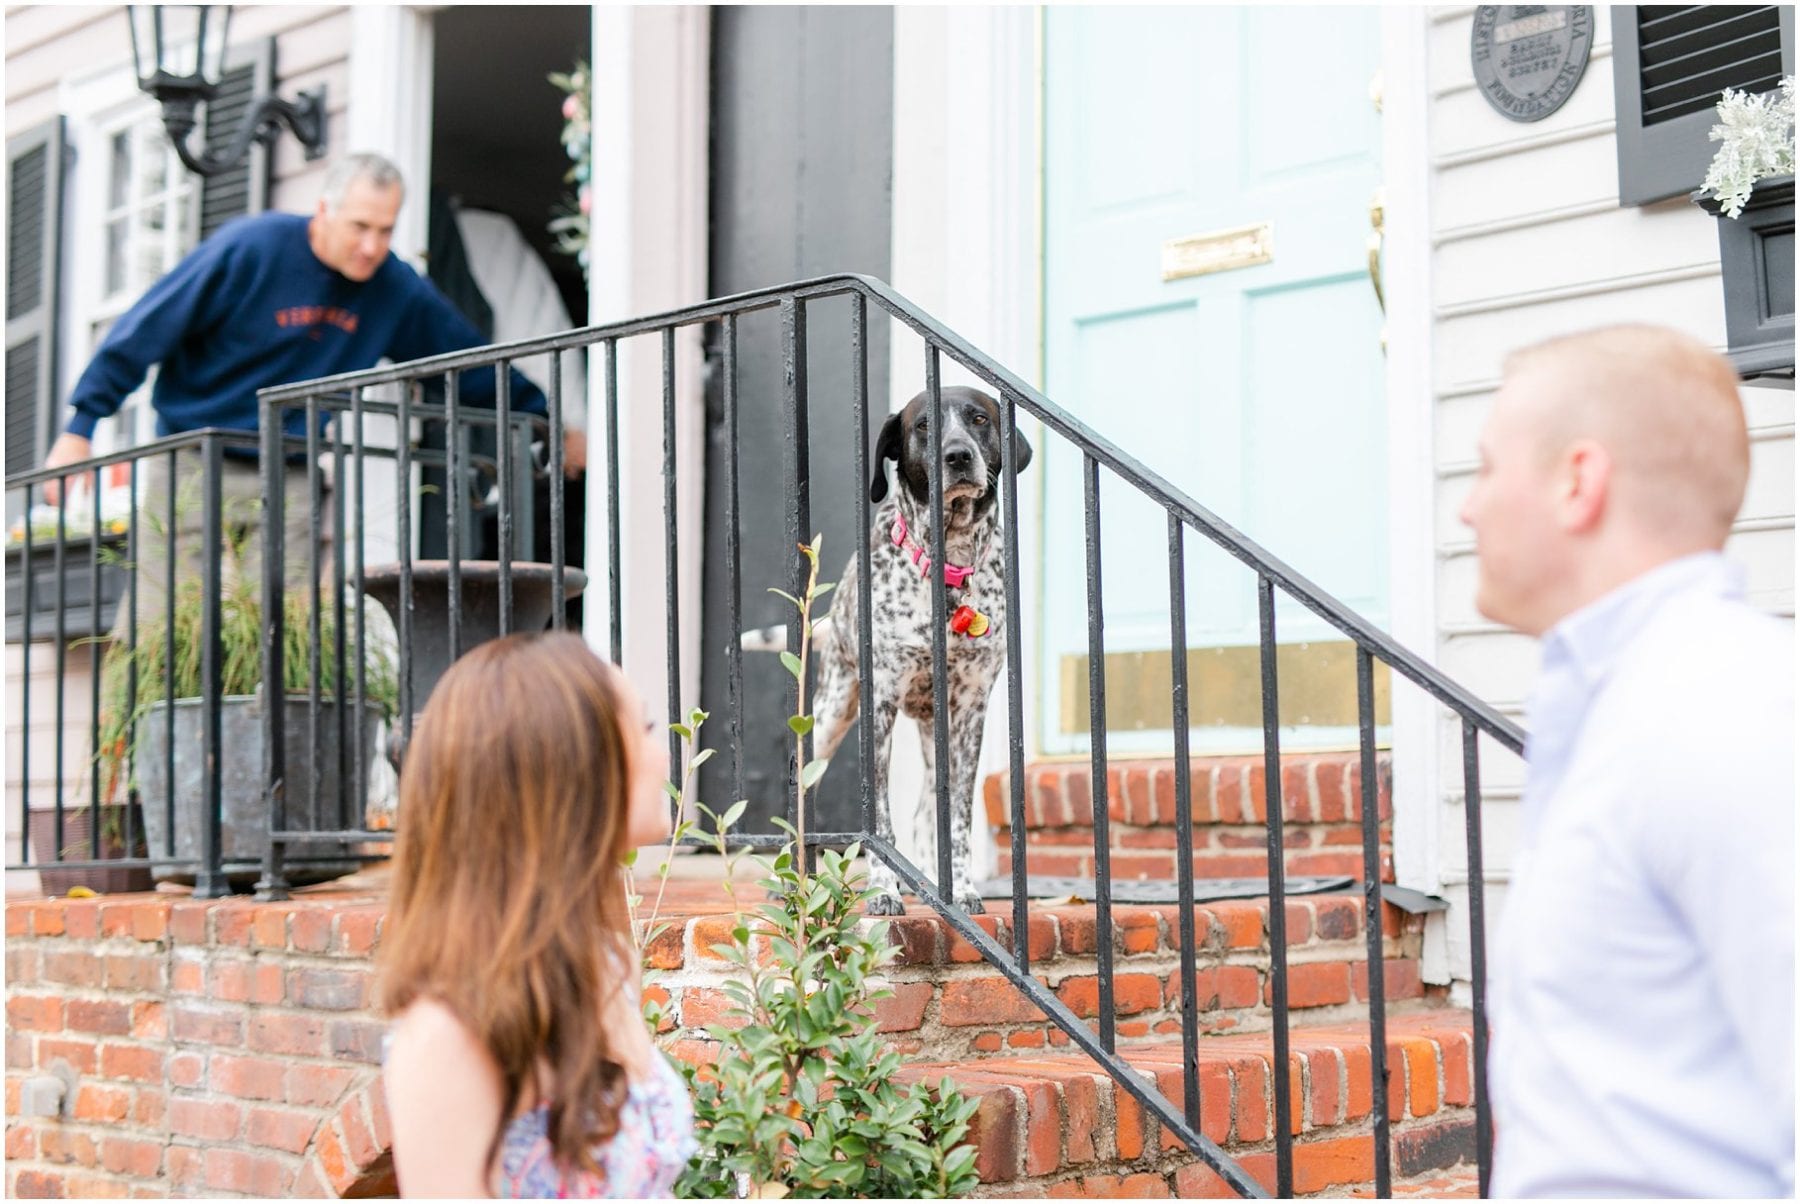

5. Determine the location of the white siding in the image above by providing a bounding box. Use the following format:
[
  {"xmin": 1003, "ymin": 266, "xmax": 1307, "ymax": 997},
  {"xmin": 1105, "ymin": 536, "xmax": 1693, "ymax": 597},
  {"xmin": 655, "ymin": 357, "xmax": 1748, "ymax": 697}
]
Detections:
[{"xmin": 1422, "ymin": 6, "xmax": 1794, "ymax": 982}]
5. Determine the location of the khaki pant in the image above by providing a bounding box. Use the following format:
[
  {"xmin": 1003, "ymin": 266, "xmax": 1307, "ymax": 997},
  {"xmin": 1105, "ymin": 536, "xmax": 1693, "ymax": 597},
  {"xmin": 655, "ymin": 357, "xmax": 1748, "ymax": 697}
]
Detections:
[{"xmin": 111, "ymin": 448, "xmax": 325, "ymax": 640}]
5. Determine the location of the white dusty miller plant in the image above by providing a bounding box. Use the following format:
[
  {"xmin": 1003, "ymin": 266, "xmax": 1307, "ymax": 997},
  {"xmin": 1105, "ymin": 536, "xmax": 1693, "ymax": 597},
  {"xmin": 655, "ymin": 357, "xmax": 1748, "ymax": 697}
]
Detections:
[{"xmin": 1700, "ymin": 75, "xmax": 1795, "ymax": 219}]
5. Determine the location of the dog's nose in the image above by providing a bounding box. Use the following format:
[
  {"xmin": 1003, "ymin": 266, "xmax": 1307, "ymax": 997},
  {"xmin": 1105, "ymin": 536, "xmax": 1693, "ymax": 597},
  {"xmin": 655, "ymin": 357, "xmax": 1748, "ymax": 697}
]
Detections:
[{"xmin": 945, "ymin": 446, "xmax": 975, "ymax": 473}]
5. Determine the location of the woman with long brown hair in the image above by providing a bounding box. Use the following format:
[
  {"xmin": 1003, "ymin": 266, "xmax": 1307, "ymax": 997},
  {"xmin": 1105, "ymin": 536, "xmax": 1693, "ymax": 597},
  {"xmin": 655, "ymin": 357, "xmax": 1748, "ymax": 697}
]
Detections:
[{"xmin": 378, "ymin": 632, "xmax": 694, "ymax": 1196}]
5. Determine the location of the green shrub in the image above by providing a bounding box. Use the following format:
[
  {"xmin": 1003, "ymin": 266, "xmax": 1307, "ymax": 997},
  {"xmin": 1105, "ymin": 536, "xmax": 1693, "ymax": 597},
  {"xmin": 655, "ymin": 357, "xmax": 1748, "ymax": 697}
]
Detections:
[{"xmin": 646, "ymin": 538, "xmax": 980, "ymax": 1199}]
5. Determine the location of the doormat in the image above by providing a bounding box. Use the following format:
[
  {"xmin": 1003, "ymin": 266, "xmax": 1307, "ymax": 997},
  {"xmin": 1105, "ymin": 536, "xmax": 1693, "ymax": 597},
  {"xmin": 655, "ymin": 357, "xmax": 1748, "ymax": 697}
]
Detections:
[{"xmin": 975, "ymin": 874, "xmax": 1355, "ymax": 905}]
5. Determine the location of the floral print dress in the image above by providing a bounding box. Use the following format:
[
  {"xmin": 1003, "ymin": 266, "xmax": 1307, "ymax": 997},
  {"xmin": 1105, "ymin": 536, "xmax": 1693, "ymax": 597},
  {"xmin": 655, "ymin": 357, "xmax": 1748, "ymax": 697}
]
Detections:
[{"xmin": 494, "ymin": 1053, "xmax": 696, "ymax": 1198}]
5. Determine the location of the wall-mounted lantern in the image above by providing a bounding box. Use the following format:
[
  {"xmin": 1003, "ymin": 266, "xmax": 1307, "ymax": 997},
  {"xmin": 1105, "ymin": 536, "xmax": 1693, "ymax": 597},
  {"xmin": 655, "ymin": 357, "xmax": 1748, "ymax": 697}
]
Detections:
[{"xmin": 127, "ymin": 4, "xmax": 328, "ymax": 177}]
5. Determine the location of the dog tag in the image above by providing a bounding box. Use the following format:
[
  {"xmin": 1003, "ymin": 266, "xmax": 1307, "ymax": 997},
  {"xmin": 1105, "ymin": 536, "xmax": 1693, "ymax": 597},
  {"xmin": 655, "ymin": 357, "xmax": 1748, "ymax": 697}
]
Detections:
[{"xmin": 951, "ymin": 605, "xmax": 991, "ymax": 638}]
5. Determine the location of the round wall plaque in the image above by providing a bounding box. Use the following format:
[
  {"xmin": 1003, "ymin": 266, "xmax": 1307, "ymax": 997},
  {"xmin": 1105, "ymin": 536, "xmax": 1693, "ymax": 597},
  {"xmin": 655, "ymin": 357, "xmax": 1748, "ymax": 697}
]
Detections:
[{"xmin": 1470, "ymin": 6, "xmax": 1594, "ymax": 123}]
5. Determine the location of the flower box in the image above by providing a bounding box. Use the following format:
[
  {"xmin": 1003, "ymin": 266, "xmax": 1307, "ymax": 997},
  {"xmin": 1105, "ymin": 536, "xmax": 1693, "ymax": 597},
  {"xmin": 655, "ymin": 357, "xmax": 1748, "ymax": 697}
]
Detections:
[{"xmin": 1695, "ymin": 174, "xmax": 1795, "ymax": 383}]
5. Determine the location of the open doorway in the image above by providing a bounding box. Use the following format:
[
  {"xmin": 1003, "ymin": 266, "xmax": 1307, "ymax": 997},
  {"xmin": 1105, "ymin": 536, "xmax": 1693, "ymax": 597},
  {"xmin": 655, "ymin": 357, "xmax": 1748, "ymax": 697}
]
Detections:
[{"xmin": 423, "ymin": 5, "xmax": 591, "ymax": 625}]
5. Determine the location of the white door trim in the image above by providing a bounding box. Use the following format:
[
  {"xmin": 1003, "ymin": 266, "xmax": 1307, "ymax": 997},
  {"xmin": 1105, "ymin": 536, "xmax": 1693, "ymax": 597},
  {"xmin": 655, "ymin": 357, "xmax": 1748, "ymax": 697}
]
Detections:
[
  {"xmin": 891, "ymin": 6, "xmax": 1044, "ymax": 874},
  {"xmin": 586, "ymin": 6, "xmax": 711, "ymax": 718},
  {"xmin": 1380, "ymin": 9, "xmax": 1445, "ymax": 933},
  {"xmin": 347, "ymin": 6, "xmax": 434, "ymax": 271}
]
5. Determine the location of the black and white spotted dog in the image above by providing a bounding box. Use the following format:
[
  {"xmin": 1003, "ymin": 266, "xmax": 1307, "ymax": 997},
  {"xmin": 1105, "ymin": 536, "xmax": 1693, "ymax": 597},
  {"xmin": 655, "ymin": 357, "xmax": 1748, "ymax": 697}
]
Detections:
[{"xmin": 808, "ymin": 385, "xmax": 1033, "ymax": 915}]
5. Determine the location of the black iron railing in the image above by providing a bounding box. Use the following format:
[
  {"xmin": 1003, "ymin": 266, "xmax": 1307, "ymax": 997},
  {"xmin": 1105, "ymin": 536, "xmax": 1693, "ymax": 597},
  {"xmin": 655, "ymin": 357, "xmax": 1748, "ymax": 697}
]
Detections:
[
  {"xmin": 3, "ymin": 415, "xmax": 544, "ymax": 896},
  {"xmin": 6, "ymin": 273, "xmax": 1525, "ymax": 1197}
]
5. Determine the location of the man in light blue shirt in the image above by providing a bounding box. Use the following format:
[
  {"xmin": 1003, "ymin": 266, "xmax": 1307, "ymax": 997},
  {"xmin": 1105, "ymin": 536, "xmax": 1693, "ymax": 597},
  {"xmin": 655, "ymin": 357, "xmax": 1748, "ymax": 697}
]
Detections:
[{"xmin": 1461, "ymin": 324, "xmax": 1794, "ymax": 1197}]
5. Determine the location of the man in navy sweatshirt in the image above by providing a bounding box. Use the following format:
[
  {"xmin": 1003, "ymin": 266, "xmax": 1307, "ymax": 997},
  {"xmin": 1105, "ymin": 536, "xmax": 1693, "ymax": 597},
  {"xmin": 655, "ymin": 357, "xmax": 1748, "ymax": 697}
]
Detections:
[{"xmin": 42, "ymin": 152, "xmax": 562, "ymax": 617}]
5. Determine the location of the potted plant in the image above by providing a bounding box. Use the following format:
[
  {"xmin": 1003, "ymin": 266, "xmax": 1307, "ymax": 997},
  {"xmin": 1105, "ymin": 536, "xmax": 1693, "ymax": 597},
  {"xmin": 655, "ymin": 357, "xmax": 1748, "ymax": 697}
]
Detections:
[
  {"xmin": 94, "ymin": 527, "xmax": 399, "ymax": 892},
  {"xmin": 1694, "ymin": 75, "xmax": 1795, "ymax": 380}
]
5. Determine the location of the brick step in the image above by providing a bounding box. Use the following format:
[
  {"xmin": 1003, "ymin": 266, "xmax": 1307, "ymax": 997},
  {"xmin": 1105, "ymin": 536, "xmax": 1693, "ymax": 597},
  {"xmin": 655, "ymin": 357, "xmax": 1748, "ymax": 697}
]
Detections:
[
  {"xmin": 893, "ymin": 1009, "xmax": 1478, "ymax": 1197},
  {"xmin": 986, "ymin": 753, "xmax": 1394, "ymax": 884},
  {"xmin": 646, "ymin": 894, "xmax": 1436, "ymax": 1067}
]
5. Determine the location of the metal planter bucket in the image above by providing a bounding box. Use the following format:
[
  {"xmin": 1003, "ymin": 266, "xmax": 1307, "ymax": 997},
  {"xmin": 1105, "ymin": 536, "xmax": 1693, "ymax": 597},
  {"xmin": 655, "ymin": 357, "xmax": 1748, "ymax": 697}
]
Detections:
[{"xmin": 137, "ymin": 693, "xmax": 381, "ymax": 889}]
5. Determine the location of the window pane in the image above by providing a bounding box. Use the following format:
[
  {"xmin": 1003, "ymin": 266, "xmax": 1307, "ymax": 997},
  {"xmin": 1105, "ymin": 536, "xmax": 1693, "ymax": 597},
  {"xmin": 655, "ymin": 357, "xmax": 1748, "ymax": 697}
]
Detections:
[
  {"xmin": 137, "ymin": 125, "xmax": 168, "ymax": 198},
  {"xmin": 108, "ymin": 131, "xmax": 131, "ymax": 210},
  {"xmin": 135, "ymin": 201, "xmax": 167, "ymax": 289},
  {"xmin": 106, "ymin": 218, "xmax": 129, "ymax": 295}
]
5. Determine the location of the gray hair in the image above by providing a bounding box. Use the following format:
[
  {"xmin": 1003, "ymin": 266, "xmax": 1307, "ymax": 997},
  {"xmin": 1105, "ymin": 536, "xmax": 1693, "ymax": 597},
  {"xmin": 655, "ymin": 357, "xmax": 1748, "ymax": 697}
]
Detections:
[{"xmin": 320, "ymin": 152, "xmax": 405, "ymax": 211}]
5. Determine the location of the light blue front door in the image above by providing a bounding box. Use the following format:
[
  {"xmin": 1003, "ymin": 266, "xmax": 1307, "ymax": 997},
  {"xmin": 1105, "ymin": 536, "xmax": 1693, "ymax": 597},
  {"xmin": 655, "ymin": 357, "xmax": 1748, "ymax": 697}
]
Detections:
[{"xmin": 1041, "ymin": 6, "xmax": 1387, "ymax": 756}]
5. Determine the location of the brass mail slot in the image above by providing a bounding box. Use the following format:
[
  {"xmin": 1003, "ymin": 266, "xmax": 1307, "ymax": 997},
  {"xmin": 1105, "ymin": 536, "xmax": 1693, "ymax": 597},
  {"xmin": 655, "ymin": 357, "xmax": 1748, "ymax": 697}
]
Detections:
[{"xmin": 1162, "ymin": 221, "xmax": 1275, "ymax": 281}]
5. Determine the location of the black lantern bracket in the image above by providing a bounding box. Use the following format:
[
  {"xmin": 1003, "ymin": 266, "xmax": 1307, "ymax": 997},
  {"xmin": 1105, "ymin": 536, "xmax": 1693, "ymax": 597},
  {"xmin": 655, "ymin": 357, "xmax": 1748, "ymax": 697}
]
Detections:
[
  {"xmin": 149, "ymin": 80, "xmax": 328, "ymax": 178},
  {"xmin": 129, "ymin": 4, "xmax": 329, "ymax": 178}
]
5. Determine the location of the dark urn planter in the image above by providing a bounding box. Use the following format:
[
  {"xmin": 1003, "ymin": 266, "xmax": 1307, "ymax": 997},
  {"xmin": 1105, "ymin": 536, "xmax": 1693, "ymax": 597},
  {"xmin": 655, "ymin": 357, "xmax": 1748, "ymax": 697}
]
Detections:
[
  {"xmin": 137, "ymin": 694, "xmax": 380, "ymax": 890},
  {"xmin": 1695, "ymin": 174, "xmax": 1795, "ymax": 381},
  {"xmin": 27, "ymin": 803, "xmax": 154, "ymax": 895},
  {"xmin": 358, "ymin": 560, "xmax": 588, "ymax": 715}
]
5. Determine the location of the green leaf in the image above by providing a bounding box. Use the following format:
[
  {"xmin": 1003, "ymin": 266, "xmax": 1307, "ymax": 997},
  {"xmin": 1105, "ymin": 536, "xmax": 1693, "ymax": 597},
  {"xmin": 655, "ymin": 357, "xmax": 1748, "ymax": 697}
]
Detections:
[
  {"xmin": 721, "ymin": 800, "xmax": 748, "ymax": 830},
  {"xmin": 671, "ymin": 722, "xmax": 693, "ymax": 741},
  {"xmin": 622, "ymin": 847, "xmax": 639, "ymax": 867},
  {"xmin": 663, "ymin": 782, "xmax": 682, "ymax": 800},
  {"xmin": 691, "ymin": 748, "xmax": 715, "ymax": 768},
  {"xmin": 780, "ymin": 651, "xmax": 804, "ymax": 680},
  {"xmin": 767, "ymin": 587, "xmax": 804, "ymax": 610},
  {"xmin": 788, "ymin": 715, "xmax": 815, "ymax": 736},
  {"xmin": 801, "ymin": 759, "xmax": 829, "ymax": 789}
]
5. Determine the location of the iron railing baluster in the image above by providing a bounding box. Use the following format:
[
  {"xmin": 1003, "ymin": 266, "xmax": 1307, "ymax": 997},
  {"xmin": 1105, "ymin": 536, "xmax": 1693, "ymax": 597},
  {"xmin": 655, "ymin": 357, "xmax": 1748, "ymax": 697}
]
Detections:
[
  {"xmin": 88, "ymin": 467, "xmax": 101, "ymax": 824},
  {"xmin": 19, "ymin": 497, "xmax": 31, "ymax": 866},
  {"xmin": 781, "ymin": 299, "xmax": 812, "ymax": 837},
  {"xmin": 605, "ymin": 338, "xmax": 622, "ymax": 665},
  {"xmin": 1084, "ymin": 453, "xmax": 1115, "ymax": 1054},
  {"xmin": 196, "ymin": 435, "xmax": 226, "ymax": 898},
  {"xmin": 308, "ymin": 397, "xmax": 324, "ymax": 844},
  {"xmin": 397, "ymin": 383, "xmax": 415, "ymax": 751},
  {"xmin": 332, "ymin": 412, "xmax": 349, "ymax": 831},
  {"xmin": 164, "ymin": 449, "xmax": 177, "ymax": 859},
  {"xmin": 927, "ymin": 345, "xmax": 952, "ymax": 897},
  {"xmin": 1003, "ymin": 394, "xmax": 1029, "ymax": 971},
  {"xmin": 53, "ymin": 482, "xmax": 66, "ymax": 861},
  {"xmin": 351, "ymin": 388, "xmax": 368, "ymax": 837},
  {"xmin": 124, "ymin": 460, "xmax": 138, "ymax": 857},
  {"xmin": 1259, "ymin": 576, "xmax": 1294, "ymax": 1197},
  {"xmin": 549, "ymin": 350, "xmax": 565, "ymax": 630},
  {"xmin": 1358, "ymin": 647, "xmax": 1392, "ymax": 1197},
  {"xmin": 722, "ymin": 315, "xmax": 745, "ymax": 808},
  {"xmin": 1465, "ymin": 721, "xmax": 1493, "ymax": 1197},
  {"xmin": 446, "ymin": 373, "xmax": 463, "ymax": 661},
  {"xmin": 663, "ymin": 327, "xmax": 681, "ymax": 784},
  {"xmin": 497, "ymin": 362, "xmax": 513, "ymax": 634},
  {"xmin": 1168, "ymin": 513, "xmax": 1201, "ymax": 1128},
  {"xmin": 852, "ymin": 298, "xmax": 877, "ymax": 842},
  {"xmin": 259, "ymin": 415, "xmax": 289, "ymax": 898}
]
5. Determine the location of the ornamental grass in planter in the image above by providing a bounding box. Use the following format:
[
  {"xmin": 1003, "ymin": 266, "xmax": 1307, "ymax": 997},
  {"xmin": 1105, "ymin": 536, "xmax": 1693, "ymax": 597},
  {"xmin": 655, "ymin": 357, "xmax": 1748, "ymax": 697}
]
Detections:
[{"xmin": 93, "ymin": 540, "xmax": 399, "ymax": 890}]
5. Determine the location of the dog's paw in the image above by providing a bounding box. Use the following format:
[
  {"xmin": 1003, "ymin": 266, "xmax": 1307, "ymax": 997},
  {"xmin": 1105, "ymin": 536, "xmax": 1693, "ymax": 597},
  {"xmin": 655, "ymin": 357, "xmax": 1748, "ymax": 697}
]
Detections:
[
  {"xmin": 955, "ymin": 891, "xmax": 987, "ymax": 915},
  {"xmin": 864, "ymin": 892, "xmax": 906, "ymax": 916}
]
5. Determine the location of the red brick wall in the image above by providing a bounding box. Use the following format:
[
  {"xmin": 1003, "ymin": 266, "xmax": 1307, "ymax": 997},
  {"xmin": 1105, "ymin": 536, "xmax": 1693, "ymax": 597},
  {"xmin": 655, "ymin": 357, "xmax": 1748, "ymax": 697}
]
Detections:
[{"xmin": 6, "ymin": 894, "xmax": 394, "ymax": 1199}]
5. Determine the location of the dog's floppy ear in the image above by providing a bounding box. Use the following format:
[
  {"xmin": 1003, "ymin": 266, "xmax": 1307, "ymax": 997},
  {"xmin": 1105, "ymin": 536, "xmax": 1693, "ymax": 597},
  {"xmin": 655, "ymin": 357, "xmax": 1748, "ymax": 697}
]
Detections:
[
  {"xmin": 1011, "ymin": 428, "xmax": 1034, "ymax": 475},
  {"xmin": 871, "ymin": 412, "xmax": 904, "ymax": 502}
]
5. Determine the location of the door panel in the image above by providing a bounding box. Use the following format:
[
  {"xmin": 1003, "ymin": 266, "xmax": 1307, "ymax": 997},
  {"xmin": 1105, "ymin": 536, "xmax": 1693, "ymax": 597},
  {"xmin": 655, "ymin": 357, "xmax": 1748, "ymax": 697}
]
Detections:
[{"xmin": 1042, "ymin": 6, "xmax": 1386, "ymax": 756}]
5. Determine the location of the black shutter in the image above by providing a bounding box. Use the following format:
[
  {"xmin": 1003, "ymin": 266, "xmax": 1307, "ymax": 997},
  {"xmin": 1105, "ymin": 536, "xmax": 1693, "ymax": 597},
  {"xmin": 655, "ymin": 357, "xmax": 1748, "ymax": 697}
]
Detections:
[
  {"xmin": 1613, "ymin": 5, "xmax": 1796, "ymax": 205},
  {"xmin": 197, "ymin": 38, "xmax": 274, "ymax": 240},
  {"xmin": 5, "ymin": 117, "xmax": 65, "ymax": 482}
]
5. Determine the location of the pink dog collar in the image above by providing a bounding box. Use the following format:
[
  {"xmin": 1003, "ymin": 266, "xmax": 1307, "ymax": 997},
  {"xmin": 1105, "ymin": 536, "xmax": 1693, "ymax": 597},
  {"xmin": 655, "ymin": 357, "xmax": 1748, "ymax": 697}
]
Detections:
[{"xmin": 890, "ymin": 515, "xmax": 975, "ymax": 589}]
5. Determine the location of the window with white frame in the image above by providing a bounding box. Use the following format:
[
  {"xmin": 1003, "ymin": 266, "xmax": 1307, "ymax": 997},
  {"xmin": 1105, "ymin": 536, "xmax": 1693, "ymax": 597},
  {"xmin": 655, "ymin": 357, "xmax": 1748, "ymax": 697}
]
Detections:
[{"xmin": 85, "ymin": 104, "xmax": 200, "ymax": 454}]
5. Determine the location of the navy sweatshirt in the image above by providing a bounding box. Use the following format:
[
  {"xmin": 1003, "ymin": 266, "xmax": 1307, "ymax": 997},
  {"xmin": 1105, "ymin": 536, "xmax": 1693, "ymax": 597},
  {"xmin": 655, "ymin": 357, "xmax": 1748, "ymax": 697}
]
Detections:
[{"xmin": 65, "ymin": 213, "xmax": 547, "ymax": 444}]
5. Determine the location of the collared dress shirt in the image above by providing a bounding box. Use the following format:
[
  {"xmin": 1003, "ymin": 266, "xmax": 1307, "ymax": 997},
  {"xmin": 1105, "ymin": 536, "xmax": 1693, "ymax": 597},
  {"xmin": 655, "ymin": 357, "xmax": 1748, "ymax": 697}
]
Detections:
[{"xmin": 1490, "ymin": 552, "xmax": 1795, "ymax": 1198}]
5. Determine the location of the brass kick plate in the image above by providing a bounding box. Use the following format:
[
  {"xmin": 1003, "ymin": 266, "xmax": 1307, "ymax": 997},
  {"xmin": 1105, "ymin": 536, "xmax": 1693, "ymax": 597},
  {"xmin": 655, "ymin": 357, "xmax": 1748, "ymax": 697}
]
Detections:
[
  {"xmin": 1162, "ymin": 221, "xmax": 1274, "ymax": 281},
  {"xmin": 1060, "ymin": 641, "xmax": 1391, "ymax": 734}
]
